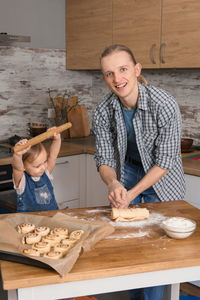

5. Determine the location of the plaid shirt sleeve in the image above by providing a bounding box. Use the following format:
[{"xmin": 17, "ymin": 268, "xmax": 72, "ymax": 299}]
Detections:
[
  {"xmin": 155, "ymin": 99, "xmax": 182, "ymax": 170},
  {"xmin": 92, "ymin": 96, "xmax": 117, "ymax": 170}
]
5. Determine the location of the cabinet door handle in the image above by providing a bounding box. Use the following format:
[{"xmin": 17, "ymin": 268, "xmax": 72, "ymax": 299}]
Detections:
[
  {"xmin": 160, "ymin": 42, "xmax": 166, "ymax": 64},
  {"xmin": 151, "ymin": 43, "xmax": 156, "ymax": 64},
  {"xmin": 56, "ymin": 161, "xmax": 69, "ymax": 165}
]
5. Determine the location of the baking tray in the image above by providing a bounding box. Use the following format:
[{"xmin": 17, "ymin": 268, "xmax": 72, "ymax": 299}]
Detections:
[{"xmin": 0, "ymin": 250, "xmax": 52, "ymax": 270}]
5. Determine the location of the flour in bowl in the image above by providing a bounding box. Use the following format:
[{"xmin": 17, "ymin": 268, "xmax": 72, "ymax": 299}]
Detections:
[{"xmin": 163, "ymin": 217, "xmax": 196, "ymax": 230}]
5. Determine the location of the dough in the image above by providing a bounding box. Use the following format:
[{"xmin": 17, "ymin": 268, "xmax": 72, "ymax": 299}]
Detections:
[
  {"xmin": 22, "ymin": 232, "xmax": 41, "ymax": 245},
  {"xmin": 61, "ymin": 238, "xmax": 77, "ymax": 247},
  {"xmin": 17, "ymin": 223, "xmax": 35, "ymax": 234},
  {"xmin": 111, "ymin": 207, "xmax": 149, "ymax": 222},
  {"xmin": 34, "ymin": 226, "xmax": 50, "ymax": 237},
  {"xmin": 42, "ymin": 234, "xmax": 62, "ymax": 246},
  {"xmin": 32, "ymin": 241, "xmax": 51, "ymax": 254},
  {"xmin": 54, "ymin": 243, "xmax": 71, "ymax": 255},
  {"xmin": 43, "ymin": 251, "xmax": 63, "ymax": 259},
  {"xmin": 50, "ymin": 227, "xmax": 68, "ymax": 239},
  {"xmin": 23, "ymin": 248, "xmax": 40, "ymax": 257},
  {"xmin": 69, "ymin": 230, "xmax": 84, "ymax": 240}
]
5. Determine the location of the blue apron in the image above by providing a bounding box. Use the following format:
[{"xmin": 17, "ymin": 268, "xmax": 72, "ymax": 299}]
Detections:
[{"xmin": 16, "ymin": 171, "xmax": 58, "ymax": 212}]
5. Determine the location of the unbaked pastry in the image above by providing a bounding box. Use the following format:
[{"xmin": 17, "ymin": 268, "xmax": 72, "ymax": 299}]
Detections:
[
  {"xmin": 50, "ymin": 227, "xmax": 68, "ymax": 239},
  {"xmin": 111, "ymin": 207, "xmax": 149, "ymax": 222},
  {"xmin": 43, "ymin": 251, "xmax": 63, "ymax": 259},
  {"xmin": 42, "ymin": 234, "xmax": 62, "ymax": 246},
  {"xmin": 69, "ymin": 230, "xmax": 84, "ymax": 240},
  {"xmin": 54, "ymin": 243, "xmax": 71, "ymax": 255},
  {"xmin": 23, "ymin": 248, "xmax": 40, "ymax": 257},
  {"xmin": 17, "ymin": 223, "xmax": 35, "ymax": 234},
  {"xmin": 22, "ymin": 232, "xmax": 41, "ymax": 245},
  {"xmin": 32, "ymin": 241, "xmax": 51, "ymax": 254},
  {"xmin": 34, "ymin": 226, "xmax": 50, "ymax": 237},
  {"xmin": 61, "ymin": 238, "xmax": 77, "ymax": 247}
]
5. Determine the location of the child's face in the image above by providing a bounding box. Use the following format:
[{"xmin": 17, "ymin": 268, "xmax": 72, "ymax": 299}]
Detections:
[{"xmin": 24, "ymin": 148, "xmax": 48, "ymax": 177}]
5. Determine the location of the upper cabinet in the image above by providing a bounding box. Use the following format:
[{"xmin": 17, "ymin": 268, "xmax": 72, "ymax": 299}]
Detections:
[
  {"xmin": 161, "ymin": 0, "xmax": 200, "ymax": 68},
  {"xmin": 66, "ymin": 0, "xmax": 200, "ymax": 69},
  {"xmin": 113, "ymin": 0, "xmax": 161, "ymax": 68},
  {"xmin": 66, "ymin": 0, "xmax": 112, "ymax": 69}
]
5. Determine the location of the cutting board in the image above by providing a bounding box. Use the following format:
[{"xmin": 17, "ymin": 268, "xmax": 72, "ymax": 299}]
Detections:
[{"xmin": 67, "ymin": 105, "xmax": 90, "ymax": 138}]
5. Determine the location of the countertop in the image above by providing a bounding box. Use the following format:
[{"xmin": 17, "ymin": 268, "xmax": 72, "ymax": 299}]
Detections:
[
  {"xmin": 0, "ymin": 135, "xmax": 200, "ymax": 176},
  {"xmin": 1, "ymin": 200, "xmax": 200, "ymax": 291}
]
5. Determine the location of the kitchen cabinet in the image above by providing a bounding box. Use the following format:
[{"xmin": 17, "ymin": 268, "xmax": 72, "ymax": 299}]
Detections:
[
  {"xmin": 53, "ymin": 155, "xmax": 86, "ymax": 209},
  {"xmin": 53, "ymin": 154, "xmax": 107, "ymax": 209},
  {"xmin": 184, "ymin": 174, "xmax": 200, "ymax": 209},
  {"xmin": 86, "ymin": 155, "xmax": 108, "ymax": 207},
  {"xmin": 113, "ymin": 0, "xmax": 200, "ymax": 68},
  {"xmin": 66, "ymin": 0, "xmax": 112, "ymax": 69},
  {"xmin": 66, "ymin": 0, "xmax": 200, "ymax": 69},
  {"xmin": 113, "ymin": 0, "xmax": 161, "ymax": 68},
  {"xmin": 161, "ymin": 0, "xmax": 200, "ymax": 68}
]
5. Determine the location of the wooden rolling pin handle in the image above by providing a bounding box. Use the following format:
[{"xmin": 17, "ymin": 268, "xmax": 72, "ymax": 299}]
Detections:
[{"xmin": 13, "ymin": 122, "xmax": 72, "ymax": 153}]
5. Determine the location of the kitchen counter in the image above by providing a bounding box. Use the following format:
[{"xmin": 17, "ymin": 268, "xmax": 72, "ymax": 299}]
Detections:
[
  {"xmin": 0, "ymin": 135, "xmax": 200, "ymax": 176},
  {"xmin": 0, "ymin": 200, "xmax": 200, "ymax": 300}
]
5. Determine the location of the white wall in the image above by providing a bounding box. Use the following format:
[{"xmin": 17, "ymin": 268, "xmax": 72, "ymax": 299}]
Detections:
[{"xmin": 0, "ymin": 0, "xmax": 65, "ymax": 49}]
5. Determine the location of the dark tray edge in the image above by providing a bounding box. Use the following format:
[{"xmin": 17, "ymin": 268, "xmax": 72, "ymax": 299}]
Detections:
[{"xmin": 0, "ymin": 250, "xmax": 52, "ymax": 270}]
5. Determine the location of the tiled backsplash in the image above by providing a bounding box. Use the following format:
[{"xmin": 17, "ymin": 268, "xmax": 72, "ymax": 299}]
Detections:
[{"xmin": 0, "ymin": 47, "xmax": 200, "ymax": 144}]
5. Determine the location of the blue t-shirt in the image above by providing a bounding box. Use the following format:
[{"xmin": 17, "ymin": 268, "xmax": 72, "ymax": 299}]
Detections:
[{"xmin": 121, "ymin": 106, "xmax": 141, "ymax": 162}]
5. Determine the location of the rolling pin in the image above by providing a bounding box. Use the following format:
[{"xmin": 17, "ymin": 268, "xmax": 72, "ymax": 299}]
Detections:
[{"xmin": 13, "ymin": 122, "xmax": 72, "ymax": 153}]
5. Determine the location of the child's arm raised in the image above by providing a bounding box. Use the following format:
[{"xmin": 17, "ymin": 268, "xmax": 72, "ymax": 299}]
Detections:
[
  {"xmin": 12, "ymin": 139, "xmax": 31, "ymax": 188},
  {"xmin": 47, "ymin": 127, "xmax": 61, "ymax": 174}
]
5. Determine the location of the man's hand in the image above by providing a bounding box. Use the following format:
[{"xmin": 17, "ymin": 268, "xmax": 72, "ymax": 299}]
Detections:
[{"xmin": 108, "ymin": 179, "xmax": 129, "ymax": 208}]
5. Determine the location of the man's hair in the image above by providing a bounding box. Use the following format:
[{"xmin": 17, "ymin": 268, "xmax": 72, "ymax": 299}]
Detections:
[{"xmin": 100, "ymin": 44, "xmax": 137, "ymax": 65}]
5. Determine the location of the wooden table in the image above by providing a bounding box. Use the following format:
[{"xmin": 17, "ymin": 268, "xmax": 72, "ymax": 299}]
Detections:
[{"xmin": 1, "ymin": 200, "xmax": 200, "ymax": 300}]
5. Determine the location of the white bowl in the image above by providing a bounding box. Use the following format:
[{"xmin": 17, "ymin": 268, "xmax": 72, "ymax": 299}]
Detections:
[{"xmin": 162, "ymin": 217, "xmax": 196, "ymax": 239}]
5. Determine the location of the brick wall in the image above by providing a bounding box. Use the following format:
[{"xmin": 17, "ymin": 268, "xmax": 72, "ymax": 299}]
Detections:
[{"xmin": 0, "ymin": 46, "xmax": 200, "ymax": 144}]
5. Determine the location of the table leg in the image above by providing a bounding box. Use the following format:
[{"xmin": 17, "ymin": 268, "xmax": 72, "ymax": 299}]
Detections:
[{"xmin": 166, "ymin": 283, "xmax": 180, "ymax": 300}]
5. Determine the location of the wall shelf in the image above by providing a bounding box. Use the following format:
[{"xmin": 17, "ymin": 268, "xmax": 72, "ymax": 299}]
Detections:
[{"xmin": 0, "ymin": 33, "xmax": 31, "ymax": 44}]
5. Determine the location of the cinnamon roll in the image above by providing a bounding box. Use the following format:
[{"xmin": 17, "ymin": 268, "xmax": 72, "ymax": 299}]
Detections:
[
  {"xmin": 50, "ymin": 227, "xmax": 68, "ymax": 239},
  {"xmin": 43, "ymin": 251, "xmax": 63, "ymax": 259},
  {"xmin": 32, "ymin": 241, "xmax": 51, "ymax": 254},
  {"xmin": 42, "ymin": 234, "xmax": 62, "ymax": 246},
  {"xmin": 17, "ymin": 223, "xmax": 35, "ymax": 234},
  {"xmin": 54, "ymin": 243, "xmax": 71, "ymax": 255},
  {"xmin": 22, "ymin": 232, "xmax": 41, "ymax": 245},
  {"xmin": 23, "ymin": 248, "xmax": 40, "ymax": 257},
  {"xmin": 61, "ymin": 238, "xmax": 77, "ymax": 248},
  {"xmin": 69, "ymin": 230, "xmax": 84, "ymax": 240},
  {"xmin": 34, "ymin": 226, "xmax": 50, "ymax": 237}
]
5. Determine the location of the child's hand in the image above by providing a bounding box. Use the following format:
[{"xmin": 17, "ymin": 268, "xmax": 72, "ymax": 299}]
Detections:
[
  {"xmin": 48, "ymin": 127, "xmax": 61, "ymax": 141},
  {"xmin": 14, "ymin": 139, "xmax": 31, "ymax": 156}
]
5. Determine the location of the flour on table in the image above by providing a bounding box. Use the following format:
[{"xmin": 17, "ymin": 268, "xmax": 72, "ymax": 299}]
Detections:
[
  {"xmin": 105, "ymin": 230, "xmax": 149, "ymax": 240},
  {"xmin": 85, "ymin": 208, "xmax": 109, "ymax": 214},
  {"xmin": 65, "ymin": 209, "xmax": 167, "ymax": 240}
]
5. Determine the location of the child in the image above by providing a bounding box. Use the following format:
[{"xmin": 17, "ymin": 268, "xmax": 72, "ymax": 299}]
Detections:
[{"xmin": 12, "ymin": 127, "xmax": 61, "ymax": 212}]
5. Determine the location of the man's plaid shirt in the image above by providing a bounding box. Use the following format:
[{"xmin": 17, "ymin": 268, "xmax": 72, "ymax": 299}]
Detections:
[{"xmin": 92, "ymin": 82, "xmax": 185, "ymax": 202}]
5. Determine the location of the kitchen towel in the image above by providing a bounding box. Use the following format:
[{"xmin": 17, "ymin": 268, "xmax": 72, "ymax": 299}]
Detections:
[{"xmin": 182, "ymin": 150, "xmax": 200, "ymax": 160}]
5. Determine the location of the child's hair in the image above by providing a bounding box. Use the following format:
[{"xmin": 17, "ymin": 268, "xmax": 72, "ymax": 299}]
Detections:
[
  {"xmin": 22, "ymin": 143, "xmax": 46, "ymax": 164},
  {"xmin": 100, "ymin": 44, "xmax": 147, "ymax": 85}
]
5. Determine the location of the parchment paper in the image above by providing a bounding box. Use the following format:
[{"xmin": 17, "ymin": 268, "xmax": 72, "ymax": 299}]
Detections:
[{"xmin": 0, "ymin": 212, "xmax": 114, "ymax": 276}]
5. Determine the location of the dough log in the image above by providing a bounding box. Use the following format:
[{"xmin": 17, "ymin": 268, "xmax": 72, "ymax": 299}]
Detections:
[{"xmin": 111, "ymin": 207, "xmax": 149, "ymax": 222}]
